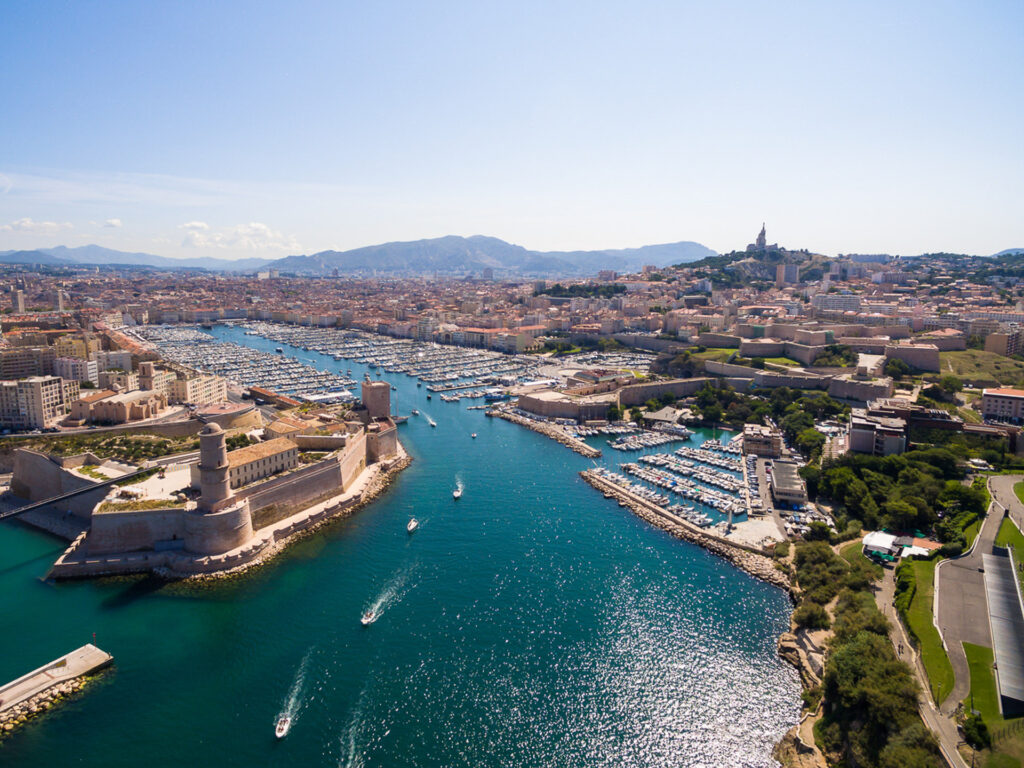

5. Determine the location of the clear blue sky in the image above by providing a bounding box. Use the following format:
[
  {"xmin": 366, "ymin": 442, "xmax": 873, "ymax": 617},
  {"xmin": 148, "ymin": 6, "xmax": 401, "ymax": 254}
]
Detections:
[{"xmin": 1, "ymin": 0, "xmax": 1022, "ymax": 260}]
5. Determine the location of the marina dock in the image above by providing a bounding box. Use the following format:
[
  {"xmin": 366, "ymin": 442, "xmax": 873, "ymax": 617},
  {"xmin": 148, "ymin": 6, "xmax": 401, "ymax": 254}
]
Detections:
[{"xmin": 0, "ymin": 644, "xmax": 112, "ymax": 733}]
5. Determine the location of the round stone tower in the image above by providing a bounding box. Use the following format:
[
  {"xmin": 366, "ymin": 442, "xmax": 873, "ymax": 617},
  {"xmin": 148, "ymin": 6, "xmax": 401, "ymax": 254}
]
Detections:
[
  {"xmin": 185, "ymin": 422, "xmax": 254, "ymax": 555},
  {"xmin": 198, "ymin": 423, "xmax": 233, "ymax": 513}
]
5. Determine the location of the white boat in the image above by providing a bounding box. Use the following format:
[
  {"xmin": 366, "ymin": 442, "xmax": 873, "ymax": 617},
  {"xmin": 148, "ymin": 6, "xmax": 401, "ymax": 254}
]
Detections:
[
  {"xmin": 428, "ymin": 418, "xmax": 437, "ymax": 427},
  {"xmin": 361, "ymin": 610, "xmax": 376, "ymax": 626},
  {"xmin": 275, "ymin": 714, "xmax": 291, "ymax": 739},
  {"xmin": 453, "ymin": 487, "xmax": 462, "ymax": 499},
  {"xmin": 407, "ymin": 517, "xmax": 419, "ymax": 533},
  {"xmin": 411, "ymin": 409, "xmax": 419, "ymax": 415},
  {"xmin": 470, "ymin": 433, "xmax": 477, "ymax": 439}
]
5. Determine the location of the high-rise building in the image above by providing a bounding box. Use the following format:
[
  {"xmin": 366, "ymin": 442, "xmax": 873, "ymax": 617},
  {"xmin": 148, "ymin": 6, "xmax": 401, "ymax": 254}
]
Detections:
[
  {"xmin": 0, "ymin": 376, "xmax": 77, "ymax": 429},
  {"xmin": 11, "ymin": 289, "xmax": 25, "ymax": 314},
  {"xmin": 54, "ymin": 357, "xmax": 99, "ymax": 386}
]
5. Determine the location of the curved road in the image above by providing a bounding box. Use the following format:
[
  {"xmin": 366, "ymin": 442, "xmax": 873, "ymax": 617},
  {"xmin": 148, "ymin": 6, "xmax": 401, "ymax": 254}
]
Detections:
[{"xmin": 934, "ymin": 475, "xmax": 1014, "ymax": 716}]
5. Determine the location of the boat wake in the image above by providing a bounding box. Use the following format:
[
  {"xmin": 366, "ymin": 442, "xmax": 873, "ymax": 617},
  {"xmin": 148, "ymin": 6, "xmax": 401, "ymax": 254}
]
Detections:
[
  {"xmin": 363, "ymin": 565, "xmax": 416, "ymax": 625},
  {"xmin": 276, "ymin": 647, "xmax": 313, "ymax": 736},
  {"xmin": 455, "ymin": 476, "xmax": 464, "ymax": 494}
]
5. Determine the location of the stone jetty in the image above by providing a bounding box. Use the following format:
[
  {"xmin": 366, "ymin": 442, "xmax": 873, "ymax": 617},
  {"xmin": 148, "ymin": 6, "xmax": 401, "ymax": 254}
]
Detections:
[
  {"xmin": 492, "ymin": 410, "xmax": 601, "ymax": 458},
  {"xmin": 580, "ymin": 469, "xmax": 790, "ymax": 591},
  {"xmin": 0, "ymin": 644, "xmax": 112, "ymax": 737}
]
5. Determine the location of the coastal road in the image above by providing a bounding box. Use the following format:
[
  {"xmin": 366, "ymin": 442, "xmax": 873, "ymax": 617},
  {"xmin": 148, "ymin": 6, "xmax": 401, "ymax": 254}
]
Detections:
[
  {"xmin": 875, "ymin": 566, "xmax": 969, "ymax": 768},
  {"xmin": 935, "ymin": 475, "xmax": 1018, "ymax": 716}
]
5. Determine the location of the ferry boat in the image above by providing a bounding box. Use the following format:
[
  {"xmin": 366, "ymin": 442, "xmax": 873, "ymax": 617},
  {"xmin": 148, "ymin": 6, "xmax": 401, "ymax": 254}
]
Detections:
[
  {"xmin": 453, "ymin": 487, "xmax": 463, "ymax": 499},
  {"xmin": 407, "ymin": 517, "xmax": 419, "ymax": 533},
  {"xmin": 275, "ymin": 714, "xmax": 291, "ymax": 739},
  {"xmin": 361, "ymin": 610, "xmax": 376, "ymax": 626}
]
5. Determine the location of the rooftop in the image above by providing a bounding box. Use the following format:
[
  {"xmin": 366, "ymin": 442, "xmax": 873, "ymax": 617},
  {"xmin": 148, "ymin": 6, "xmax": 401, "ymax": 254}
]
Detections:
[{"xmin": 227, "ymin": 437, "xmax": 296, "ymax": 465}]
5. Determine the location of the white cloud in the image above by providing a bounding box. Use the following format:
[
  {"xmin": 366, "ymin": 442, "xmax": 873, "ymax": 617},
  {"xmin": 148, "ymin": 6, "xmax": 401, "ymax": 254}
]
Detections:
[
  {"xmin": 0, "ymin": 217, "xmax": 73, "ymax": 233},
  {"xmin": 103, "ymin": 218, "xmax": 123, "ymax": 228},
  {"xmin": 178, "ymin": 221, "xmax": 300, "ymax": 252}
]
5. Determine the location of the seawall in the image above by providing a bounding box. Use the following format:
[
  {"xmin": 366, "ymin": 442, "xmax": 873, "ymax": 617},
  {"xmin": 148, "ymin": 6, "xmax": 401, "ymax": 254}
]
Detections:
[{"xmin": 490, "ymin": 410, "xmax": 601, "ymax": 458}]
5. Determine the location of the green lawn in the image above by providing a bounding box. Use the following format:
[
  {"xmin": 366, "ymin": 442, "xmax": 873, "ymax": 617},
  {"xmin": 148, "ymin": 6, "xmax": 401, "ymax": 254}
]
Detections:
[
  {"xmin": 965, "ymin": 518, "xmax": 983, "ymax": 550},
  {"xmin": 1015, "ymin": 481, "xmax": 1024, "ymax": 508},
  {"xmin": 690, "ymin": 347, "xmax": 736, "ymax": 362},
  {"xmin": 764, "ymin": 356, "xmax": 801, "ymax": 367},
  {"xmin": 997, "ymin": 517, "xmax": 1024, "ymax": 551},
  {"xmin": 906, "ymin": 559, "xmax": 956, "ymax": 704},
  {"xmin": 940, "ymin": 350, "xmax": 1024, "ymax": 385},
  {"xmin": 964, "ymin": 642, "xmax": 1004, "ymax": 725},
  {"xmin": 840, "ymin": 539, "xmax": 883, "ymax": 580}
]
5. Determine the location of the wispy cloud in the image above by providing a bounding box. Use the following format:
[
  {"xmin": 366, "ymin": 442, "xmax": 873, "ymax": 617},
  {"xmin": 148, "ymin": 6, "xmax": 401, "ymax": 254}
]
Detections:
[
  {"xmin": 103, "ymin": 218, "xmax": 123, "ymax": 228},
  {"xmin": 0, "ymin": 217, "xmax": 73, "ymax": 233},
  {"xmin": 179, "ymin": 221, "xmax": 300, "ymax": 251}
]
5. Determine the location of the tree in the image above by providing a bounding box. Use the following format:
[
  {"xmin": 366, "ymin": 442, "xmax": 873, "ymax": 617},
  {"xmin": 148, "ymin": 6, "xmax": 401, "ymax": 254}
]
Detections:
[
  {"xmin": 607, "ymin": 404, "xmax": 622, "ymax": 421},
  {"xmin": 938, "ymin": 375, "xmax": 963, "ymax": 394},
  {"xmin": 884, "ymin": 357, "xmax": 911, "ymax": 379},
  {"xmin": 797, "ymin": 427, "xmax": 826, "ymax": 458},
  {"xmin": 80, "ymin": 380, "xmax": 96, "ymax": 389},
  {"xmin": 804, "ymin": 520, "xmax": 833, "ymax": 541}
]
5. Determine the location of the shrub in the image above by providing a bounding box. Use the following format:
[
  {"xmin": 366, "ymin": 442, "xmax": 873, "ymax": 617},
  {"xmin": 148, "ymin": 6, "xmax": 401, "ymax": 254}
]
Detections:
[
  {"xmin": 963, "ymin": 713, "xmax": 991, "ymax": 749},
  {"xmin": 794, "ymin": 602, "xmax": 831, "ymax": 630}
]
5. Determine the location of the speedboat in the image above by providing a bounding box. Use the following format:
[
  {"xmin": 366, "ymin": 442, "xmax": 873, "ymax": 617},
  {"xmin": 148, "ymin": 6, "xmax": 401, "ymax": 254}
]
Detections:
[
  {"xmin": 470, "ymin": 433, "xmax": 477, "ymax": 439},
  {"xmin": 453, "ymin": 487, "xmax": 463, "ymax": 500},
  {"xmin": 361, "ymin": 610, "xmax": 376, "ymax": 626},
  {"xmin": 411, "ymin": 409, "xmax": 419, "ymax": 416},
  {"xmin": 407, "ymin": 517, "xmax": 419, "ymax": 533},
  {"xmin": 426, "ymin": 394, "xmax": 431, "ymax": 400},
  {"xmin": 275, "ymin": 714, "xmax": 291, "ymax": 739},
  {"xmin": 428, "ymin": 418, "xmax": 437, "ymax": 427}
]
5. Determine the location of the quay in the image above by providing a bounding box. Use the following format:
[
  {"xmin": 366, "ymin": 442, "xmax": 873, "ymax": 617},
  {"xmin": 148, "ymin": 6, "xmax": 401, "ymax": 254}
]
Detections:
[
  {"xmin": 0, "ymin": 644, "xmax": 112, "ymax": 734},
  {"xmin": 491, "ymin": 409, "xmax": 601, "ymax": 458},
  {"xmin": 580, "ymin": 469, "xmax": 790, "ymax": 591}
]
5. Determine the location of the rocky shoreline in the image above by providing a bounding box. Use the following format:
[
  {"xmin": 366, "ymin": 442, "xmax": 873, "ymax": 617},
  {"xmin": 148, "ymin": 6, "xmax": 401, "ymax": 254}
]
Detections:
[
  {"xmin": 580, "ymin": 468, "xmax": 827, "ymax": 766},
  {"xmin": 490, "ymin": 410, "xmax": 602, "ymax": 458},
  {"xmin": 0, "ymin": 673, "xmax": 102, "ymax": 738}
]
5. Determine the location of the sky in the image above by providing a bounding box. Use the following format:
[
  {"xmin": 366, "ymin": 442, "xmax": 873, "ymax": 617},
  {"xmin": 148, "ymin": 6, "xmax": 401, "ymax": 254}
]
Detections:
[{"xmin": 1, "ymin": 0, "xmax": 1022, "ymax": 261}]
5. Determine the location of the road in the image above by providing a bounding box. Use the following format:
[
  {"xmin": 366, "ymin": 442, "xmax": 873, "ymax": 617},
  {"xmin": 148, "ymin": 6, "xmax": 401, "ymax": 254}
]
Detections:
[
  {"xmin": 935, "ymin": 475, "xmax": 1020, "ymax": 716},
  {"xmin": 875, "ymin": 565, "xmax": 969, "ymax": 768}
]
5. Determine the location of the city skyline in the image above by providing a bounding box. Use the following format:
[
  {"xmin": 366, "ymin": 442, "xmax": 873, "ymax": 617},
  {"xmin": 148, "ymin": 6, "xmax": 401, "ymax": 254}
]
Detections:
[{"xmin": 2, "ymin": 1, "xmax": 1023, "ymax": 260}]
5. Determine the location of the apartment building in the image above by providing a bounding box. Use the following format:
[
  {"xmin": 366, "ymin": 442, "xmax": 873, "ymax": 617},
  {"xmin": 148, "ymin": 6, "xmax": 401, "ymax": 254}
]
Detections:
[
  {"xmin": 982, "ymin": 388, "xmax": 1024, "ymax": 421},
  {"xmin": 0, "ymin": 376, "xmax": 78, "ymax": 429},
  {"xmin": 53, "ymin": 356, "xmax": 100, "ymax": 386},
  {"xmin": 169, "ymin": 374, "xmax": 227, "ymax": 405}
]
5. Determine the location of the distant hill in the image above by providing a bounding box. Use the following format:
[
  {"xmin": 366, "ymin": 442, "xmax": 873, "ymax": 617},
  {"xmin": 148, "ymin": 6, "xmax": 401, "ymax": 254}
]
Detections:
[
  {"xmin": 270, "ymin": 235, "xmax": 717, "ymax": 277},
  {"xmin": 0, "ymin": 236, "xmax": 717, "ymax": 277},
  {"xmin": 0, "ymin": 245, "xmax": 272, "ymax": 272},
  {"xmin": 994, "ymin": 248, "xmax": 1024, "ymax": 257}
]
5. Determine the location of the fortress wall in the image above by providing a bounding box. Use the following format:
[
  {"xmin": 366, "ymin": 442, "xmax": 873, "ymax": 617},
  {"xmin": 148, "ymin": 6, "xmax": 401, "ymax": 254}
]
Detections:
[
  {"xmin": 87, "ymin": 508, "xmax": 185, "ymax": 555},
  {"xmin": 617, "ymin": 378, "xmax": 710, "ymax": 407},
  {"xmin": 11, "ymin": 449, "xmax": 107, "ymax": 518},
  {"xmin": 183, "ymin": 503, "xmax": 253, "ymax": 555}
]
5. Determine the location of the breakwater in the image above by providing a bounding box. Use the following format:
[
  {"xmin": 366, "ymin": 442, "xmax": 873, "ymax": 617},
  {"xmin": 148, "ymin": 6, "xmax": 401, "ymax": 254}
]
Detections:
[
  {"xmin": 490, "ymin": 409, "xmax": 602, "ymax": 458},
  {"xmin": 0, "ymin": 645, "xmax": 112, "ymax": 738},
  {"xmin": 580, "ymin": 469, "xmax": 791, "ymax": 591}
]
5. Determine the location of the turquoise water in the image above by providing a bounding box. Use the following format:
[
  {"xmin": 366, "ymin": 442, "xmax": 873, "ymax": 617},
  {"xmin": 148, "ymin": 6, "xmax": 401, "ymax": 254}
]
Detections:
[{"xmin": 0, "ymin": 326, "xmax": 799, "ymax": 767}]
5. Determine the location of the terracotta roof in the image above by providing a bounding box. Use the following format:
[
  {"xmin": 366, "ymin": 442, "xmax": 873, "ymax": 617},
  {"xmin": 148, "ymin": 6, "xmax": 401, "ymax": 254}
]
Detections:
[
  {"xmin": 227, "ymin": 437, "xmax": 296, "ymax": 466},
  {"xmin": 984, "ymin": 388, "xmax": 1024, "ymax": 398}
]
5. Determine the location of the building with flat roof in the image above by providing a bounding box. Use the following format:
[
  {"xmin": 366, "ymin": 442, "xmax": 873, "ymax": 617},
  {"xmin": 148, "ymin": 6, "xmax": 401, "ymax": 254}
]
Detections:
[
  {"xmin": 770, "ymin": 460, "xmax": 808, "ymax": 507},
  {"xmin": 982, "ymin": 388, "xmax": 1024, "ymax": 421},
  {"xmin": 169, "ymin": 374, "xmax": 226, "ymax": 406},
  {"xmin": 0, "ymin": 376, "xmax": 79, "ymax": 429},
  {"xmin": 54, "ymin": 356, "xmax": 99, "ymax": 386},
  {"xmin": 849, "ymin": 410, "xmax": 906, "ymax": 456},
  {"xmin": 742, "ymin": 424, "xmax": 783, "ymax": 457}
]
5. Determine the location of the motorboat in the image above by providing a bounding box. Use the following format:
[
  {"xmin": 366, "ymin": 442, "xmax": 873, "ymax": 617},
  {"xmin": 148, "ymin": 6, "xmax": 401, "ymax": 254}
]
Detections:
[
  {"xmin": 428, "ymin": 418, "xmax": 437, "ymax": 427},
  {"xmin": 275, "ymin": 714, "xmax": 291, "ymax": 739},
  {"xmin": 426, "ymin": 394, "xmax": 431, "ymax": 400},
  {"xmin": 391, "ymin": 385, "xmax": 397, "ymax": 391},
  {"xmin": 470, "ymin": 433, "xmax": 477, "ymax": 439},
  {"xmin": 453, "ymin": 487, "xmax": 463, "ymax": 499},
  {"xmin": 275, "ymin": 347, "xmax": 283, "ymax": 353},
  {"xmin": 411, "ymin": 409, "xmax": 419, "ymax": 416},
  {"xmin": 361, "ymin": 610, "xmax": 376, "ymax": 626},
  {"xmin": 407, "ymin": 517, "xmax": 419, "ymax": 533}
]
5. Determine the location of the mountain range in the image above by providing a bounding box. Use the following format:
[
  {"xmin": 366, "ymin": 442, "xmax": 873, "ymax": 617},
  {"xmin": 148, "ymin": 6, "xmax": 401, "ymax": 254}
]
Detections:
[{"xmin": 0, "ymin": 236, "xmax": 718, "ymax": 277}]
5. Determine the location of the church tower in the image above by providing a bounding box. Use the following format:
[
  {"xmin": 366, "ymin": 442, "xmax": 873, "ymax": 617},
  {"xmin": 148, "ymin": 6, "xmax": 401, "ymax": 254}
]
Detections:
[{"xmin": 756, "ymin": 223, "xmax": 767, "ymax": 251}]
